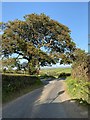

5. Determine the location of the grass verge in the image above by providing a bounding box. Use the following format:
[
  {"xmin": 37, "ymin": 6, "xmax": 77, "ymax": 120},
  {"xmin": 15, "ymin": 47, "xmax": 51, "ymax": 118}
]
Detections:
[
  {"xmin": 65, "ymin": 76, "xmax": 90, "ymax": 106},
  {"xmin": 3, "ymin": 80, "xmax": 43, "ymax": 104}
]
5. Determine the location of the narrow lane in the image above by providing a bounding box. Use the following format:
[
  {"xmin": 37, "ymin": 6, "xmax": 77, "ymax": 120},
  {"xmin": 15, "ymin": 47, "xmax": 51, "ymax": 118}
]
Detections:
[{"xmin": 2, "ymin": 79, "xmax": 88, "ymax": 118}]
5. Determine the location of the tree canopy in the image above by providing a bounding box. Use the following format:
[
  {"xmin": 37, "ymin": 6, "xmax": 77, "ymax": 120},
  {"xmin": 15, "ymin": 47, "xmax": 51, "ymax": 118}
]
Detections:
[{"xmin": 1, "ymin": 13, "xmax": 76, "ymax": 74}]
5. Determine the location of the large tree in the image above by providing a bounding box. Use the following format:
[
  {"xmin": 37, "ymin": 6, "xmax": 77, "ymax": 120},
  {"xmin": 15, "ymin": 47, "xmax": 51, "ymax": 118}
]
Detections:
[{"xmin": 1, "ymin": 13, "xmax": 76, "ymax": 74}]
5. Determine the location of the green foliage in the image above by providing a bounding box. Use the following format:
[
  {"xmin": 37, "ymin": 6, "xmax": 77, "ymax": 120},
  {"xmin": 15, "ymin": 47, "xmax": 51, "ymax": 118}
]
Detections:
[
  {"xmin": 2, "ymin": 58, "xmax": 16, "ymax": 70},
  {"xmin": 2, "ymin": 13, "xmax": 76, "ymax": 74},
  {"xmin": 2, "ymin": 74, "xmax": 42, "ymax": 102},
  {"xmin": 58, "ymin": 72, "xmax": 71, "ymax": 78},
  {"xmin": 40, "ymin": 67, "xmax": 71, "ymax": 78},
  {"xmin": 72, "ymin": 48, "xmax": 88, "ymax": 68},
  {"xmin": 72, "ymin": 49, "xmax": 89, "ymax": 81},
  {"xmin": 66, "ymin": 77, "xmax": 90, "ymax": 104},
  {"xmin": 40, "ymin": 74, "xmax": 56, "ymax": 79},
  {"xmin": 68, "ymin": 49, "xmax": 90, "ymax": 104}
]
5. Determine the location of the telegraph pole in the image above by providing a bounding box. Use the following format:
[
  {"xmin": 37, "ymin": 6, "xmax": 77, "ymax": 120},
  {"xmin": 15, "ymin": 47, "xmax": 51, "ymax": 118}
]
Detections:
[
  {"xmin": 88, "ymin": 34, "xmax": 90, "ymax": 54},
  {"xmin": 88, "ymin": 2, "xmax": 90, "ymax": 55}
]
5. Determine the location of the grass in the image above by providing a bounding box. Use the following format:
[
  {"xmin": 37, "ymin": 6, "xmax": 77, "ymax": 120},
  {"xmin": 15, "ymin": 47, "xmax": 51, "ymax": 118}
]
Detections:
[
  {"xmin": 2, "ymin": 74, "xmax": 43, "ymax": 104},
  {"xmin": 2, "ymin": 67, "xmax": 71, "ymax": 78},
  {"xmin": 40, "ymin": 67, "xmax": 71, "ymax": 78},
  {"xmin": 2, "ymin": 67, "xmax": 71, "ymax": 104},
  {"xmin": 2, "ymin": 68, "xmax": 71, "ymax": 104},
  {"xmin": 3, "ymin": 81, "xmax": 43, "ymax": 104},
  {"xmin": 2, "ymin": 67, "xmax": 90, "ymax": 107},
  {"xmin": 2, "ymin": 73, "xmax": 36, "ymax": 76},
  {"xmin": 65, "ymin": 76, "xmax": 90, "ymax": 105}
]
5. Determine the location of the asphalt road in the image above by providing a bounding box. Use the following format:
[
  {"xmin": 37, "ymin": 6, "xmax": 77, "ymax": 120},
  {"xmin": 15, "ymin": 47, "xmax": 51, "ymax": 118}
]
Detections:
[{"xmin": 2, "ymin": 79, "xmax": 88, "ymax": 118}]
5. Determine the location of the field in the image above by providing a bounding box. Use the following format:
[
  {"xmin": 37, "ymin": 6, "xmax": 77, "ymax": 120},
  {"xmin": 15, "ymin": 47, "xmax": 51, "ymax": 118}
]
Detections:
[
  {"xmin": 2, "ymin": 67, "xmax": 90, "ymax": 105},
  {"xmin": 40, "ymin": 67, "xmax": 71, "ymax": 78},
  {"xmin": 40, "ymin": 67, "xmax": 90, "ymax": 104},
  {"xmin": 2, "ymin": 67, "xmax": 71, "ymax": 103}
]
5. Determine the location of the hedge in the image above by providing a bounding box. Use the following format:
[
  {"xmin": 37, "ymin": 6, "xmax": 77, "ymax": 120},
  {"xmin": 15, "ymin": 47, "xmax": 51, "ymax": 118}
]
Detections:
[
  {"xmin": 2, "ymin": 74, "xmax": 41, "ymax": 95},
  {"xmin": 71, "ymin": 52, "xmax": 89, "ymax": 82},
  {"xmin": 66, "ymin": 77, "xmax": 90, "ymax": 104},
  {"xmin": 58, "ymin": 72, "xmax": 71, "ymax": 78},
  {"xmin": 69, "ymin": 52, "xmax": 90, "ymax": 104}
]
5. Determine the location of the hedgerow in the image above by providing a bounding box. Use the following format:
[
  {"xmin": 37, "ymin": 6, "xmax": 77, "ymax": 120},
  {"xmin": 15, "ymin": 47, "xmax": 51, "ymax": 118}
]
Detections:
[
  {"xmin": 66, "ymin": 49, "xmax": 90, "ymax": 104},
  {"xmin": 2, "ymin": 74, "xmax": 42, "ymax": 102}
]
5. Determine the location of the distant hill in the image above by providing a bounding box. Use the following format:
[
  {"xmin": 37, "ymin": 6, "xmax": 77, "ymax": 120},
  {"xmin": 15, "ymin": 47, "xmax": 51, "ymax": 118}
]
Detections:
[{"xmin": 41, "ymin": 64, "xmax": 71, "ymax": 70}]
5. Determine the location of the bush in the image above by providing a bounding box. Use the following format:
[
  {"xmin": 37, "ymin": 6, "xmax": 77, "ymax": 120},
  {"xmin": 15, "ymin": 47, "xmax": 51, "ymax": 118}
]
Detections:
[
  {"xmin": 71, "ymin": 49, "xmax": 89, "ymax": 82},
  {"xmin": 67, "ymin": 49, "xmax": 90, "ymax": 104},
  {"xmin": 58, "ymin": 72, "xmax": 71, "ymax": 78},
  {"xmin": 40, "ymin": 74, "xmax": 55, "ymax": 79},
  {"xmin": 66, "ymin": 77, "xmax": 90, "ymax": 104},
  {"xmin": 2, "ymin": 74, "xmax": 42, "ymax": 96}
]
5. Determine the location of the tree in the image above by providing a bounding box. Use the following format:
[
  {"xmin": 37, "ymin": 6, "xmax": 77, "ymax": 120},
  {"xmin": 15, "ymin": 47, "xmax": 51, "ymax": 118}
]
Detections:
[
  {"xmin": 2, "ymin": 13, "xmax": 76, "ymax": 74},
  {"xmin": 71, "ymin": 48, "xmax": 89, "ymax": 81},
  {"xmin": 72, "ymin": 48, "xmax": 88, "ymax": 67},
  {"xmin": 1, "ymin": 58, "xmax": 16, "ymax": 72},
  {"xmin": 0, "ymin": 34, "xmax": 2, "ymax": 56}
]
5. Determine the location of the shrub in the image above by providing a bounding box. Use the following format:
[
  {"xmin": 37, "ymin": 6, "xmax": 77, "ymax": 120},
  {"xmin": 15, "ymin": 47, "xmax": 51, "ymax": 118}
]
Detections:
[
  {"xmin": 68, "ymin": 49, "xmax": 90, "ymax": 104},
  {"xmin": 58, "ymin": 72, "xmax": 71, "ymax": 78},
  {"xmin": 40, "ymin": 74, "xmax": 55, "ymax": 79},
  {"xmin": 71, "ymin": 49, "xmax": 89, "ymax": 82},
  {"xmin": 2, "ymin": 74, "xmax": 41, "ymax": 96},
  {"xmin": 66, "ymin": 77, "xmax": 90, "ymax": 104}
]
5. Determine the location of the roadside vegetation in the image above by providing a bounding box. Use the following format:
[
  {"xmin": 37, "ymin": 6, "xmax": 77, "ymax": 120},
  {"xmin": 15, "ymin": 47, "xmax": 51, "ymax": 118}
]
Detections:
[
  {"xmin": 1, "ymin": 13, "xmax": 76, "ymax": 103},
  {"xmin": 2, "ymin": 67, "xmax": 71, "ymax": 103},
  {"xmin": 66, "ymin": 49, "xmax": 90, "ymax": 105},
  {"xmin": 1, "ymin": 13, "xmax": 90, "ymax": 106},
  {"xmin": 2, "ymin": 74, "xmax": 43, "ymax": 104},
  {"xmin": 40, "ymin": 67, "xmax": 71, "ymax": 78},
  {"xmin": 66, "ymin": 76, "xmax": 90, "ymax": 105}
]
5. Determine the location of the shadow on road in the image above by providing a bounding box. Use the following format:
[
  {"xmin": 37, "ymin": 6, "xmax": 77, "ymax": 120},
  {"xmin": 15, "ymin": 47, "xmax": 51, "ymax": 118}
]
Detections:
[
  {"xmin": 2, "ymin": 89, "xmax": 88, "ymax": 118},
  {"xmin": 2, "ymin": 87, "xmax": 44, "ymax": 118},
  {"xmin": 49, "ymin": 90, "xmax": 65, "ymax": 103},
  {"xmin": 30, "ymin": 99, "xmax": 88, "ymax": 118},
  {"xmin": 40, "ymin": 78, "xmax": 56, "ymax": 85},
  {"xmin": 2, "ymin": 78, "xmax": 88, "ymax": 118}
]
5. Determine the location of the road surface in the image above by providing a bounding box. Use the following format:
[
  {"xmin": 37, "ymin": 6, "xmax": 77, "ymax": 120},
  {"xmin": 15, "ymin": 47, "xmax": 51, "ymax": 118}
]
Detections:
[{"xmin": 2, "ymin": 79, "xmax": 88, "ymax": 118}]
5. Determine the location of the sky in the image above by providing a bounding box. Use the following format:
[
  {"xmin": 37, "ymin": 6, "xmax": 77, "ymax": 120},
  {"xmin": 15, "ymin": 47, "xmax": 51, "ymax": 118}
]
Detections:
[
  {"xmin": 2, "ymin": 2, "xmax": 88, "ymax": 67},
  {"xmin": 2, "ymin": 2, "xmax": 88, "ymax": 52},
  {"xmin": 1, "ymin": 0, "xmax": 89, "ymax": 2}
]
